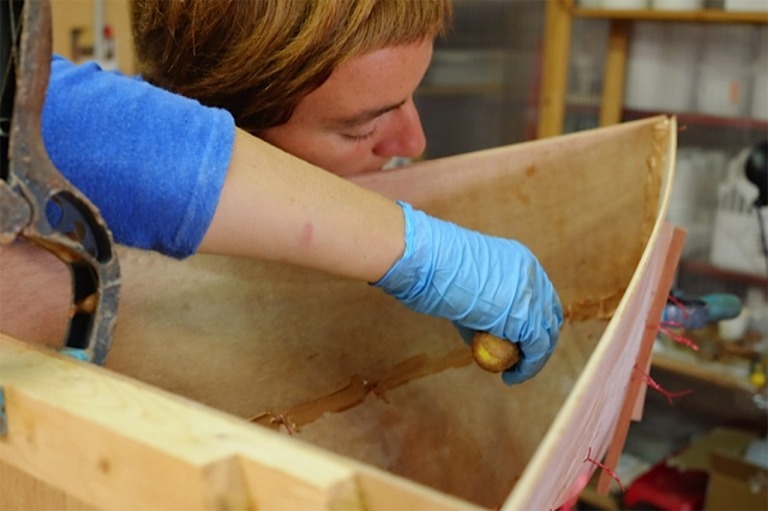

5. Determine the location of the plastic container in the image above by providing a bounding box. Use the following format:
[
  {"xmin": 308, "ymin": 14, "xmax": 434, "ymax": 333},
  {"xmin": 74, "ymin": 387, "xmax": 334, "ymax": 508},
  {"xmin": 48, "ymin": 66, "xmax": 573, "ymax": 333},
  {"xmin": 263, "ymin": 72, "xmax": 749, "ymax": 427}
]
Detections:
[
  {"xmin": 751, "ymin": 67, "xmax": 768, "ymax": 120},
  {"xmin": 651, "ymin": 0, "xmax": 703, "ymax": 10},
  {"xmin": 697, "ymin": 66, "xmax": 750, "ymax": 117},
  {"xmin": 745, "ymin": 287, "xmax": 768, "ymax": 338},
  {"xmin": 625, "ymin": 23, "xmax": 664, "ymax": 110},
  {"xmin": 750, "ymin": 29, "xmax": 768, "ymax": 120},
  {"xmin": 719, "ymin": 309, "xmax": 750, "ymax": 341},
  {"xmin": 659, "ymin": 24, "xmax": 702, "ymax": 112},
  {"xmin": 666, "ymin": 149, "xmax": 726, "ymax": 258},
  {"xmin": 602, "ymin": 0, "xmax": 648, "ymax": 8},
  {"xmin": 695, "ymin": 26, "xmax": 753, "ymax": 117},
  {"xmin": 725, "ymin": 0, "xmax": 768, "ymax": 12},
  {"xmin": 710, "ymin": 150, "xmax": 768, "ymax": 275},
  {"xmin": 624, "ymin": 23, "xmax": 700, "ymax": 112}
]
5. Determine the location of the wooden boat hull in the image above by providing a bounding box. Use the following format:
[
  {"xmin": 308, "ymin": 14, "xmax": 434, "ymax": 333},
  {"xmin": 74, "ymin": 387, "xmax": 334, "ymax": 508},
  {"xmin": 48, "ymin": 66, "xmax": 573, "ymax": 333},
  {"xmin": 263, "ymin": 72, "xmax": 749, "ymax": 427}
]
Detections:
[{"xmin": 0, "ymin": 116, "xmax": 680, "ymax": 510}]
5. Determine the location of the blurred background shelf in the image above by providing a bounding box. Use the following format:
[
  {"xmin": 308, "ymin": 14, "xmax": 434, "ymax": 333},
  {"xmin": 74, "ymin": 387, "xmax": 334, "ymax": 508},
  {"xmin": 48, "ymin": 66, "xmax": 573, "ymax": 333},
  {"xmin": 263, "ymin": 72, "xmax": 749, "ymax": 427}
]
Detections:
[
  {"xmin": 573, "ymin": 6, "xmax": 768, "ymax": 23},
  {"xmin": 622, "ymin": 110, "xmax": 768, "ymax": 131},
  {"xmin": 535, "ymin": 3, "xmax": 767, "ymax": 507},
  {"xmin": 538, "ymin": 0, "xmax": 768, "ymax": 138},
  {"xmin": 652, "ymin": 352, "xmax": 756, "ymax": 391},
  {"xmin": 679, "ymin": 259, "xmax": 768, "ymax": 288}
]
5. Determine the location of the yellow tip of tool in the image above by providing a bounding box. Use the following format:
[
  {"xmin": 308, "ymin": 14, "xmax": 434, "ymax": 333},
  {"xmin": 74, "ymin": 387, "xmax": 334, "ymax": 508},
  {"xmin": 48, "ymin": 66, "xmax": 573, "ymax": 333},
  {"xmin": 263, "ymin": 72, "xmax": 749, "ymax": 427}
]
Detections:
[{"xmin": 471, "ymin": 332, "xmax": 521, "ymax": 373}]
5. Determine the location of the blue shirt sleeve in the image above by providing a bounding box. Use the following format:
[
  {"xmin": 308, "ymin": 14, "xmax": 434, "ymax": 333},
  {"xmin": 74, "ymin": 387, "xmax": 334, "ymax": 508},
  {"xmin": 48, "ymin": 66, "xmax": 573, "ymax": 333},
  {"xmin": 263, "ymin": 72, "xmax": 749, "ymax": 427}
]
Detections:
[{"xmin": 42, "ymin": 56, "xmax": 235, "ymax": 259}]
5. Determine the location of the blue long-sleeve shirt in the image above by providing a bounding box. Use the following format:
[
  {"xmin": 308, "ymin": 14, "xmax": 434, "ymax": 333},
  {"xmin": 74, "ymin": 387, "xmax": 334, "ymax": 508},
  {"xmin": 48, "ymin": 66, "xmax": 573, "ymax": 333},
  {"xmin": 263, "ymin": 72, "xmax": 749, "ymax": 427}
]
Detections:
[{"xmin": 42, "ymin": 56, "xmax": 235, "ymax": 259}]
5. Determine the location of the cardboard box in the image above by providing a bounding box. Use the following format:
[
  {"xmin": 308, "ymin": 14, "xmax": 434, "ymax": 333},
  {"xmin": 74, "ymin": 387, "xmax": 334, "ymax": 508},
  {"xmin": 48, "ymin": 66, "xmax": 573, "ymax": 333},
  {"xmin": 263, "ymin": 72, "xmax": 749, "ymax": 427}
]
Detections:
[
  {"xmin": 706, "ymin": 447, "xmax": 768, "ymax": 510},
  {"xmin": 671, "ymin": 427, "xmax": 768, "ymax": 510}
]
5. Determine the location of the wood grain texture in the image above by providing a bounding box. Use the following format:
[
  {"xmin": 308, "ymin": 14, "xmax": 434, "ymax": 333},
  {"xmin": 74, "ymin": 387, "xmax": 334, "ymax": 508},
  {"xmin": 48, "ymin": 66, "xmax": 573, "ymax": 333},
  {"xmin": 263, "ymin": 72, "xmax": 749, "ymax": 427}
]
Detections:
[
  {"xmin": 0, "ymin": 335, "xmax": 474, "ymax": 511},
  {"xmin": 596, "ymin": 225, "xmax": 686, "ymax": 494},
  {"xmin": 0, "ymin": 461, "xmax": 97, "ymax": 511},
  {"xmin": 0, "ymin": 116, "xmax": 678, "ymax": 510}
]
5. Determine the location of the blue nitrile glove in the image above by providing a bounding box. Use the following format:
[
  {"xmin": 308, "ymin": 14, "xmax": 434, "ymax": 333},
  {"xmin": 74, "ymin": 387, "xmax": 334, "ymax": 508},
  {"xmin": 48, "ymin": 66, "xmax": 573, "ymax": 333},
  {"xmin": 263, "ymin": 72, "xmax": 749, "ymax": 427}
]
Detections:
[{"xmin": 374, "ymin": 202, "xmax": 563, "ymax": 385}]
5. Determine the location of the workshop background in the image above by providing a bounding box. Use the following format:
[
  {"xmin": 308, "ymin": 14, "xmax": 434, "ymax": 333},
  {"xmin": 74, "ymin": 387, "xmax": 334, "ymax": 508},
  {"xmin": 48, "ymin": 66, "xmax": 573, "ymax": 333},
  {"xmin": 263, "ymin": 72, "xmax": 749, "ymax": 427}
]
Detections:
[{"xmin": 51, "ymin": 0, "xmax": 767, "ymax": 509}]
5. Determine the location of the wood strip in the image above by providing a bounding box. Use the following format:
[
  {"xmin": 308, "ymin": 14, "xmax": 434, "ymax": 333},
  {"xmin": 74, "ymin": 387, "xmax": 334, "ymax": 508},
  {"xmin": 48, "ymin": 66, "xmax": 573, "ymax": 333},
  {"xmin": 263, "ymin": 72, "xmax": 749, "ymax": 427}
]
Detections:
[
  {"xmin": 502, "ymin": 117, "xmax": 676, "ymax": 510},
  {"xmin": 596, "ymin": 225, "xmax": 686, "ymax": 494},
  {"xmin": 631, "ymin": 228, "xmax": 687, "ymax": 422}
]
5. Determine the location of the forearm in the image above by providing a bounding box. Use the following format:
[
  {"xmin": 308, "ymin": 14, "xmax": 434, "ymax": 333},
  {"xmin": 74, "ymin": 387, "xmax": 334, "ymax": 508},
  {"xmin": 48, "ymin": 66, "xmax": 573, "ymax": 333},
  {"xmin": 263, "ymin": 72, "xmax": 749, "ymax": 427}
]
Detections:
[
  {"xmin": 0, "ymin": 129, "xmax": 401, "ymax": 346},
  {"xmin": 199, "ymin": 128, "xmax": 405, "ymax": 283},
  {"xmin": 0, "ymin": 241, "xmax": 71, "ymax": 344},
  {"xmin": 44, "ymin": 58, "xmax": 403, "ymax": 279}
]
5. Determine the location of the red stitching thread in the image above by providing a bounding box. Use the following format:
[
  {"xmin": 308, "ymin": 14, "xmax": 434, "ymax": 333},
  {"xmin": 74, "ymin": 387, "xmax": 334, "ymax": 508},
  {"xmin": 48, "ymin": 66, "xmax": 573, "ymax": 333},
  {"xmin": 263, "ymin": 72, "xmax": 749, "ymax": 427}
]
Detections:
[
  {"xmin": 659, "ymin": 322, "xmax": 700, "ymax": 351},
  {"xmin": 634, "ymin": 364, "xmax": 693, "ymax": 404},
  {"xmin": 584, "ymin": 447, "xmax": 625, "ymax": 493}
]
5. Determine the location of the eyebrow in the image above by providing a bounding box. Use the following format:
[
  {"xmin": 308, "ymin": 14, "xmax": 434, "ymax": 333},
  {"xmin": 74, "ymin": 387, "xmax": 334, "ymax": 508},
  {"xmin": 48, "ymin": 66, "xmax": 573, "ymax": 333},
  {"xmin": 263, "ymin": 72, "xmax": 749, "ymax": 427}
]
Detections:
[{"xmin": 327, "ymin": 99, "xmax": 407, "ymax": 129}]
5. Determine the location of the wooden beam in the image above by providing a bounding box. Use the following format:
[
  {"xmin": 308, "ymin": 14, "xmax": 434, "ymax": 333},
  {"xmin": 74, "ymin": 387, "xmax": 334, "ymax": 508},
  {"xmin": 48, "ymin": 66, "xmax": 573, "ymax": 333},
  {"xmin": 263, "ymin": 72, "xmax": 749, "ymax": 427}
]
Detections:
[
  {"xmin": 0, "ymin": 335, "xmax": 473, "ymax": 511},
  {"xmin": 599, "ymin": 20, "xmax": 630, "ymax": 127},
  {"xmin": 572, "ymin": 7, "xmax": 768, "ymax": 24},
  {"xmin": 538, "ymin": 0, "xmax": 573, "ymax": 138}
]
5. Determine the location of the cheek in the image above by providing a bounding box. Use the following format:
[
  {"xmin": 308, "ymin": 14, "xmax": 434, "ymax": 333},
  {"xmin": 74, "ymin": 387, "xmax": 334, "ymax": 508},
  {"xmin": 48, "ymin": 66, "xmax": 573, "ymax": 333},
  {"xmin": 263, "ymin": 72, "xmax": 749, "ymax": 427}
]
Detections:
[
  {"xmin": 312, "ymin": 142, "xmax": 375, "ymax": 177},
  {"xmin": 261, "ymin": 126, "xmax": 379, "ymax": 176},
  {"xmin": 286, "ymin": 136, "xmax": 370, "ymax": 176},
  {"xmin": 260, "ymin": 129, "xmax": 334, "ymax": 168}
]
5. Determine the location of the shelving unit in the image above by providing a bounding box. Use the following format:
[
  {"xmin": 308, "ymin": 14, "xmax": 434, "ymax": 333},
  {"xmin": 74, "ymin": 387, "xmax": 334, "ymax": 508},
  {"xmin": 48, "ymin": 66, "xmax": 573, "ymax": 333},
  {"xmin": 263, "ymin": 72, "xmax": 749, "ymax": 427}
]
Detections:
[
  {"xmin": 414, "ymin": 0, "xmax": 546, "ymax": 159},
  {"xmin": 652, "ymin": 351, "xmax": 755, "ymax": 392},
  {"xmin": 537, "ymin": 0, "xmax": 768, "ymax": 138},
  {"xmin": 538, "ymin": 3, "xmax": 768, "ymax": 506},
  {"xmin": 538, "ymin": 0, "xmax": 768, "ymax": 322},
  {"xmin": 51, "ymin": 0, "xmax": 135, "ymax": 74},
  {"xmin": 679, "ymin": 259, "xmax": 768, "ymax": 287}
]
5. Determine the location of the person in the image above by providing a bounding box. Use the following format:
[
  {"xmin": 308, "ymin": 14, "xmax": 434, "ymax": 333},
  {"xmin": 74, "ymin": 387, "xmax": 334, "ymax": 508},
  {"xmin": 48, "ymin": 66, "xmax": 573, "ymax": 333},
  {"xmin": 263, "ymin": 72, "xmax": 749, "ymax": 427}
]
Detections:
[
  {"xmin": 129, "ymin": 0, "xmax": 443, "ymax": 176},
  {"xmin": 1, "ymin": 0, "xmax": 563, "ymax": 385}
]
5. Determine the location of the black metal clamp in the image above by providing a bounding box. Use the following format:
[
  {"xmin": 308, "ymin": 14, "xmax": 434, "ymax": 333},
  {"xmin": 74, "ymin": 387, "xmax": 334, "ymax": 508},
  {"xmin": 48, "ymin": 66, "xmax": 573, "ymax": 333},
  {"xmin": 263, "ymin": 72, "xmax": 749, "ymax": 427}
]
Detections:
[{"xmin": 1, "ymin": 0, "xmax": 120, "ymax": 365}]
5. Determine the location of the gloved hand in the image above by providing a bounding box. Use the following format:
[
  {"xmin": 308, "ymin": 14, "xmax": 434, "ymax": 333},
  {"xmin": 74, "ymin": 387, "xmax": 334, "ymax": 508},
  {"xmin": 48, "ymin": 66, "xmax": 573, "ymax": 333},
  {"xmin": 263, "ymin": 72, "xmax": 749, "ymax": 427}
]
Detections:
[{"xmin": 374, "ymin": 202, "xmax": 563, "ymax": 385}]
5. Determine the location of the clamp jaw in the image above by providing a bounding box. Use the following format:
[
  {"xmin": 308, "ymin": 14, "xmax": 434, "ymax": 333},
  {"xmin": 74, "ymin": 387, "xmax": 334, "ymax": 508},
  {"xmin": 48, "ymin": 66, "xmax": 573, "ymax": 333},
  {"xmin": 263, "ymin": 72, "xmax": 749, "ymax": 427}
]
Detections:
[{"xmin": 1, "ymin": 0, "xmax": 120, "ymax": 364}]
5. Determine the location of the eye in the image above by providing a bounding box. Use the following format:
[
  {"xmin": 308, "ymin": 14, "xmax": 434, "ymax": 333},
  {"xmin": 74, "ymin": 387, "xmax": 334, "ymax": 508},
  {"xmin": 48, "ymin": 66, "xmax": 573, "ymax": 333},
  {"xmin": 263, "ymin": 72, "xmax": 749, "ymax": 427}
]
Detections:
[
  {"xmin": 340, "ymin": 118, "xmax": 380, "ymax": 143},
  {"xmin": 342, "ymin": 128, "xmax": 377, "ymax": 142}
]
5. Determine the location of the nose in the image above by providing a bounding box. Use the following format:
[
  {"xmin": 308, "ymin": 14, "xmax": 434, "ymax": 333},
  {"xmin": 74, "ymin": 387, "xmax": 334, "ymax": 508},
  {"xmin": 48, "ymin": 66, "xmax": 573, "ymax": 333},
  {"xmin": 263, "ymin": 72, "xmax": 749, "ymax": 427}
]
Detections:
[{"xmin": 373, "ymin": 99, "xmax": 427, "ymax": 160}]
